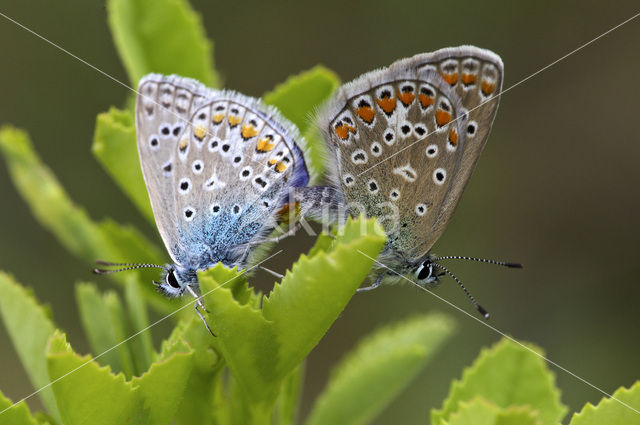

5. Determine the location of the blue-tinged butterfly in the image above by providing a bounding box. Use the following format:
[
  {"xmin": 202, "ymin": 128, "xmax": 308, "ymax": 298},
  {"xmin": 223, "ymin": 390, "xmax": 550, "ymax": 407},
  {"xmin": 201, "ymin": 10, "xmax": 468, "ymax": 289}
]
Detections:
[
  {"xmin": 295, "ymin": 46, "xmax": 521, "ymax": 318},
  {"xmin": 94, "ymin": 74, "xmax": 314, "ymax": 331}
]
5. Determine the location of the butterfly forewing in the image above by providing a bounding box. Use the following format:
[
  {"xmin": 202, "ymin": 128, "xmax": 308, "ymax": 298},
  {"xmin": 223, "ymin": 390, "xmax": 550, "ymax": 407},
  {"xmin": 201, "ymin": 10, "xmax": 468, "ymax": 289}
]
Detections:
[
  {"xmin": 137, "ymin": 76, "xmax": 209, "ymax": 263},
  {"xmin": 136, "ymin": 75, "xmax": 309, "ymax": 269}
]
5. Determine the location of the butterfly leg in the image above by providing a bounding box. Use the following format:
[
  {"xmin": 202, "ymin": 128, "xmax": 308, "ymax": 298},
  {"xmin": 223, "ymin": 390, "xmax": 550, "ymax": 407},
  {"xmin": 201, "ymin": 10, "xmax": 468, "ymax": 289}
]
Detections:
[
  {"xmin": 292, "ymin": 186, "xmax": 348, "ymax": 226},
  {"xmin": 186, "ymin": 285, "xmax": 215, "ymax": 337},
  {"xmin": 357, "ymin": 274, "xmax": 384, "ymax": 292},
  {"xmin": 194, "ymin": 303, "xmax": 215, "ymax": 337},
  {"xmin": 251, "ymin": 221, "xmax": 303, "ymax": 246}
]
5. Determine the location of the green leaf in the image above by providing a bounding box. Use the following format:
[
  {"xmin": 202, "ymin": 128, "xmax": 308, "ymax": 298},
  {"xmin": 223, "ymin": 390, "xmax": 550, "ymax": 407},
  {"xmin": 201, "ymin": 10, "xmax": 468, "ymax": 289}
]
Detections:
[
  {"xmin": 76, "ymin": 283, "xmax": 138, "ymax": 378},
  {"xmin": 132, "ymin": 340, "xmax": 194, "ymax": 425},
  {"xmin": 306, "ymin": 314, "xmax": 456, "ymax": 425},
  {"xmin": 275, "ymin": 364, "xmax": 305, "ymax": 425},
  {"xmin": 0, "ymin": 126, "xmax": 114, "ymax": 262},
  {"xmin": 0, "ymin": 389, "xmax": 39, "ymax": 425},
  {"xmin": 306, "ymin": 232, "xmax": 334, "ymax": 259},
  {"xmin": 444, "ymin": 398, "xmax": 541, "ymax": 425},
  {"xmin": 124, "ymin": 277, "xmax": 154, "ymax": 373},
  {"xmin": 199, "ymin": 216, "xmax": 385, "ymax": 408},
  {"xmin": 569, "ymin": 382, "xmax": 640, "ymax": 425},
  {"xmin": 264, "ymin": 66, "xmax": 339, "ymax": 135},
  {"xmin": 0, "ymin": 126, "xmax": 171, "ymax": 312},
  {"xmin": 263, "ymin": 216, "xmax": 386, "ymax": 380},
  {"xmin": 104, "ymin": 291, "xmax": 137, "ymax": 378},
  {"xmin": 92, "ymin": 108, "xmax": 153, "ymax": 224},
  {"xmin": 47, "ymin": 331, "xmax": 194, "ymax": 425},
  {"xmin": 431, "ymin": 338, "xmax": 567, "ymax": 425},
  {"xmin": 199, "ymin": 267, "xmax": 278, "ymax": 403},
  {"xmin": 47, "ymin": 331, "xmax": 144, "ymax": 425},
  {"xmin": 0, "ymin": 272, "xmax": 60, "ymax": 421},
  {"xmin": 203, "ymin": 262, "xmax": 261, "ymax": 308},
  {"xmin": 301, "ymin": 126, "xmax": 329, "ymax": 184},
  {"xmin": 263, "ymin": 66, "xmax": 340, "ymax": 181},
  {"xmin": 108, "ymin": 0, "xmax": 218, "ymax": 87},
  {"xmin": 164, "ymin": 319, "xmax": 224, "ymax": 425},
  {"xmin": 75, "ymin": 283, "xmax": 127, "ymax": 374}
]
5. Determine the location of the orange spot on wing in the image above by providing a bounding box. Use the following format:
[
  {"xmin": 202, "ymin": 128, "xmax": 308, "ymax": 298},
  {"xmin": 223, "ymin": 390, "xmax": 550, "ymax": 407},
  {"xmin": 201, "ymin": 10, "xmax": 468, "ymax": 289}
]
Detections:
[
  {"xmin": 193, "ymin": 125, "xmax": 206, "ymax": 140},
  {"xmin": 257, "ymin": 138, "xmax": 275, "ymax": 152},
  {"xmin": 268, "ymin": 159, "xmax": 277, "ymax": 165},
  {"xmin": 178, "ymin": 138, "xmax": 188, "ymax": 151},
  {"xmin": 241, "ymin": 124, "xmax": 258, "ymax": 139},
  {"xmin": 448, "ymin": 129, "xmax": 458, "ymax": 146},
  {"xmin": 357, "ymin": 106, "xmax": 375, "ymax": 124},
  {"xmin": 436, "ymin": 110, "xmax": 451, "ymax": 127},
  {"xmin": 212, "ymin": 113, "xmax": 224, "ymax": 124},
  {"xmin": 334, "ymin": 123, "xmax": 356, "ymax": 140},
  {"xmin": 335, "ymin": 125, "xmax": 349, "ymax": 139},
  {"xmin": 481, "ymin": 80, "xmax": 496, "ymax": 96},
  {"xmin": 418, "ymin": 94, "xmax": 435, "ymax": 108},
  {"xmin": 277, "ymin": 202, "xmax": 300, "ymax": 223},
  {"xmin": 397, "ymin": 90, "xmax": 415, "ymax": 106},
  {"xmin": 376, "ymin": 97, "xmax": 396, "ymax": 114},
  {"xmin": 441, "ymin": 72, "xmax": 459, "ymax": 85},
  {"xmin": 461, "ymin": 73, "xmax": 477, "ymax": 85},
  {"xmin": 275, "ymin": 162, "xmax": 288, "ymax": 173},
  {"xmin": 228, "ymin": 115, "xmax": 242, "ymax": 127}
]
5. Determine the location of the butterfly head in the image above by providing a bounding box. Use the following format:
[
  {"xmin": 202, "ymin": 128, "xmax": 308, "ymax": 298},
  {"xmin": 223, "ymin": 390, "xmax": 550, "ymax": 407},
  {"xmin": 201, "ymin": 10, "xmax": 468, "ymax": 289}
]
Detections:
[
  {"xmin": 413, "ymin": 258, "xmax": 441, "ymax": 284},
  {"xmin": 154, "ymin": 265, "xmax": 198, "ymax": 298},
  {"xmin": 414, "ymin": 255, "xmax": 523, "ymax": 319}
]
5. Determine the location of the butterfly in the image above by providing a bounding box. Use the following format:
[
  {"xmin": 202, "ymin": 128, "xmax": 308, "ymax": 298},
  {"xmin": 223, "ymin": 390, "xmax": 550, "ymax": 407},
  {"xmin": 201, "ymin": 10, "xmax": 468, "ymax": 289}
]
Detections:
[
  {"xmin": 294, "ymin": 46, "xmax": 521, "ymax": 318},
  {"xmin": 95, "ymin": 74, "xmax": 313, "ymax": 331}
]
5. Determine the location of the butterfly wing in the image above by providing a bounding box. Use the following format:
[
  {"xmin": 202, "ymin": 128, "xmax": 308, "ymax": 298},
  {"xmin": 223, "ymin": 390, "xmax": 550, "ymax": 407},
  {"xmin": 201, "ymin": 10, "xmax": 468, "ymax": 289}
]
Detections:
[
  {"xmin": 136, "ymin": 75, "xmax": 310, "ymax": 269},
  {"xmin": 318, "ymin": 46, "xmax": 502, "ymax": 261},
  {"xmin": 410, "ymin": 46, "xmax": 503, "ymax": 252},
  {"xmin": 137, "ymin": 75, "xmax": 208, "ymax": 264}
]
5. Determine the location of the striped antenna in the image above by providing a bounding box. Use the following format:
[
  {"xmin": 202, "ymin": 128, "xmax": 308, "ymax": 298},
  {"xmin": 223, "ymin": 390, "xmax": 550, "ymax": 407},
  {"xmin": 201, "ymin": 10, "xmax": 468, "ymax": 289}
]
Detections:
[
  {"xmin": 93, "ymin": 260, "xmax": 166, "ymax": 275},
  {"xmin": 432, "ymin": 263, "xmax": 490, "ymax": 319},
  {"xmin": 434, "ymin": 255, "xmax": 523, "ymax": 268}
]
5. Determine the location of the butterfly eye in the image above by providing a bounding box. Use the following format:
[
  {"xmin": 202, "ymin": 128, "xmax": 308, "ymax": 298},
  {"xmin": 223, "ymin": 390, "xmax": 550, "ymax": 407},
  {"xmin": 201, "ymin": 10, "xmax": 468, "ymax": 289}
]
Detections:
[
  {"xmin": 416, "ymin": 262, "xmax": 433, "ymax": 281},
  {"xmin": 166, "ymin": 270, "xmax": 181, "ymax": 289}
]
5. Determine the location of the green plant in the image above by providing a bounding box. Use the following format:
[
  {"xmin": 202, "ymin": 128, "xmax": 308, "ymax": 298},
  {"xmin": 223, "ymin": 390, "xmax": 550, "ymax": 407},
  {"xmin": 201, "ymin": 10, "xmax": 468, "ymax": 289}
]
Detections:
[{"xmin": 1, "ymin": 0, "xmax": 639, "ymax": 424}]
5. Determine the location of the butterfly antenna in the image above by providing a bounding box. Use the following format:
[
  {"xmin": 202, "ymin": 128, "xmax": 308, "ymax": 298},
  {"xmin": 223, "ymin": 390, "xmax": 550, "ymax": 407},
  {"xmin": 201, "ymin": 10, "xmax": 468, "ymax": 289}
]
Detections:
[
  {"xmin": 431, "ymin": 263, "xmax": 490, "ymax": 319},
  {"xmin": 434, "ymin": 256, "xmax": 523, "ymax": 269},
  {"xmin": 93, "ymin": 260, "xmax": 166, "ymax": 275}
]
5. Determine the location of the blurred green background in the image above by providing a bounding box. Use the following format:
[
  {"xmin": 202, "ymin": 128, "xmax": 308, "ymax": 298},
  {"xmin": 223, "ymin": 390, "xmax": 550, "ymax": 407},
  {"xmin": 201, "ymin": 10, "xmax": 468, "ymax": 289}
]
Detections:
[{"xmin": 1, "ymin": 1, "xmax": 639, "ymax": 423}]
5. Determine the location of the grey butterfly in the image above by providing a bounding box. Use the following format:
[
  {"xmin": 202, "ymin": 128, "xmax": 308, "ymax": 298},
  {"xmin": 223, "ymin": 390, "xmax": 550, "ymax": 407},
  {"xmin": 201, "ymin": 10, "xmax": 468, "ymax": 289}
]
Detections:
[
  {"xmin": 296, "ymin": 46, "xmax": 520, "ymax": 318},
  {"xmin": 95, "ymin": 74, "xmax": 313, "ymax": 330}
]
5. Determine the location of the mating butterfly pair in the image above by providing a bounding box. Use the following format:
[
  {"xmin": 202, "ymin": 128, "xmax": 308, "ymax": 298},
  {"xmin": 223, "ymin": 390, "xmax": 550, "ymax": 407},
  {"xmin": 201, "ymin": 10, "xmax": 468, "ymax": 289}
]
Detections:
[{"xmin": 95, "ymin": 46, "xmax": 520, "ymax": 328}]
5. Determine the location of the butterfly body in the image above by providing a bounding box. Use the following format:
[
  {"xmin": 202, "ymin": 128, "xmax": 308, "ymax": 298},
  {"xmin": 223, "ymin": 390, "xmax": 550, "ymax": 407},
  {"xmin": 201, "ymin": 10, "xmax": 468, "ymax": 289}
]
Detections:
[
  {"xmin": 136, "ymin": 74, "xmax": 312, "ymax": 296},
  {"xmin": 299, "ymin": 46, "xmax": 504, "ymax": 287}
]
